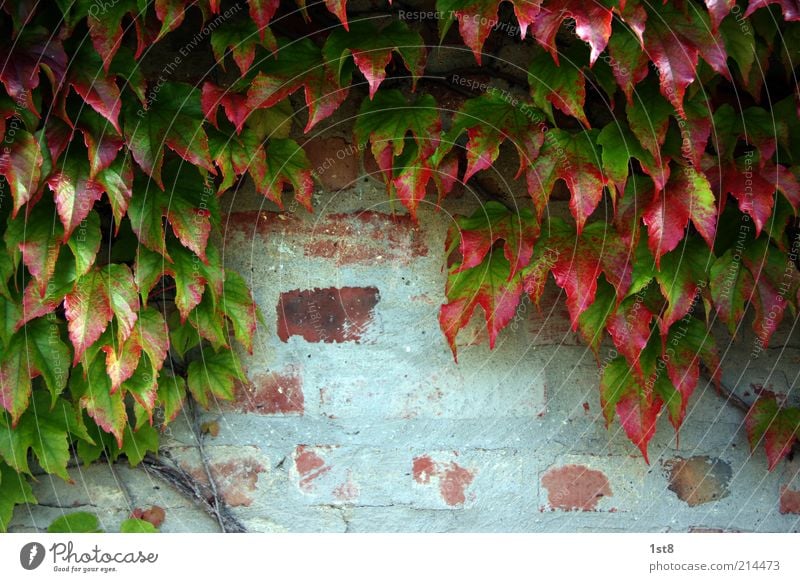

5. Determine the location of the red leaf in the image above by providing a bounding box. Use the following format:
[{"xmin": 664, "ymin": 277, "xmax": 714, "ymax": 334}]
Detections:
[
  {"xmin": 606, "ymin": 297, "xmax": 655, "ymax": 376},
  {"xmin": 154, "ymin": 0, "xmax": 186, "ymax": 41},
  {"xmin": 0, "ymin": 129, "xmax": 44, "ymax": 217},
  {"xmin": 455, "ymin": 201, "xmax": 540, "ymax": 279},
  {"xmin": 439, "ymin": 250, "xmax": 523, "ymax": 361},
  {"xmin": 704, "ymin": 0, "xmax": 736, "ymax": 31},
  {"xmin": 201, "ymin": 82, "xmax": 251, "ymax": 133},
  {"xmin": 392, "ymin": 160, "xmax": 433, "ymax": 221},
  {"xmin": 47, "ymin": 154, "xmax": 106, "ymax": 242},
  {"xmin": 324, "ymin": 0, "xmax": 349, "ymax": 30},
  {"xmin": 642, "ymin": 167, "xmax": 717, "ymax": 266},
  {"xmin": 745, "ymin": 0, "xmax": 800, "ymax": 21},
  {"xmin": 745, "ymin": 397, "xmax": 800, "ymax": 470},
  {"xmin": 533, "ymin": 0, "xmax": 612, "ymax": 66},
  {"xmin": 616, "ymin": 389, "xmax": 661, "ymax": 463},
  {"xmin": 68, "ymin": 44, "xmax": 123, "ymax": 133},
  {"xmin": 247, "ymin": 39, "xmax": 348, "ymax": 133},
  {"xmin": 528, "ymin": 48, "xmax": 589, "ymax": 128},
  {"xmin": 526, "ymin": 220, "xmax": 633, "ymax": 327},
  {"xmin": 249, "ymin": 0, "xmax": 281, "ymax": 38},
  {"xmin": 526, "ymin": 129, "xmax": 607, "ymax": 231},
  {"xmin": 0, "ymin": 27, "xmax": 67, "ymax": 116}
]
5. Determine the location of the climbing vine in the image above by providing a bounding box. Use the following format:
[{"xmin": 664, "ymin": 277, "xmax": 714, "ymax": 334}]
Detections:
[{"xmin": 1, "ymin": 0, "xmax": 800, "ymax": 529}]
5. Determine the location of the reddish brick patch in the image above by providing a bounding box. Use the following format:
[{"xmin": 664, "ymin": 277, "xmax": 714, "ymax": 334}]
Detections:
[
  {"xmin": 229, "ymin": 366, "xmax": 304, "ymax": 414},
  {"xmin": 305, "ymin": 137, "xmax": 359, "ymax": 190},
  {"xmin": 303, "ymin": 212, "xmax": 428, "ymax": 265},
  {"xmin": 184, "ymin": 458, "xmax": 265, "ymax": 508},
  {"xmin": 664, "ymin": 456, "xmax": 731, "ymax": 507},
  {"xmin": 412, "ymin": 455, "xmax": 437, "ymax": 484},
  {"xmin": 223, "ymin": 211, "xmax": 427, "ymax": 266},
  {"xmin": 779, "ymin": 485, "xmax": 800, "ymax": 514},
  {"xmin": 541, "ymin": 464, "xmax": 612, "ymax": 511},
  {"xmin": 277, "ymin": 287, "xmax": 380, "ymax": 343},
  {"xmin": 439, "ymin": 464, "xmax": 475, "ymax": 506},
  {"xmin": 411, "ymin": 455, "xmax": 476, "ymax": 506},
  {"xmin": 295, "ymin": 446, "xmax": 331, "ymax": 491}
]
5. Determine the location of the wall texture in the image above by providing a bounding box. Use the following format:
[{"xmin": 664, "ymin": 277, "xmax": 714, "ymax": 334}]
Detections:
[{"xmin": 9, "ymin": 115, "xmax": 800, "ymax": 534}]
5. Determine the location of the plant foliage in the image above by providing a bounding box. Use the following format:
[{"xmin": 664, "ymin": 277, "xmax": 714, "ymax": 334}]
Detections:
[{"xmin": 1, "ymin": 0, "xmax": 799, "ymax": 529}]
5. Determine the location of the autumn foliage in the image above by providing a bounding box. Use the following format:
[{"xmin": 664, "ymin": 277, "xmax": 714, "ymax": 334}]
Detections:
[{"xmin": 1, "ymin": 0, "xmax": 800, "ymax": 529}]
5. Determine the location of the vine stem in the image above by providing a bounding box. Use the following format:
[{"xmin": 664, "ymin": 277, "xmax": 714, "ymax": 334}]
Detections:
[{"xmin": 188, "ymin": 397, "xmax": 229, "ymax": 532}]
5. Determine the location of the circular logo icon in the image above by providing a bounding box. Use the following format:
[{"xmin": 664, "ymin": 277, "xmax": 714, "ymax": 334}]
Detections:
[{"xmin": 20, "ymin": 542, "xmax": 45, "ymax": 570}]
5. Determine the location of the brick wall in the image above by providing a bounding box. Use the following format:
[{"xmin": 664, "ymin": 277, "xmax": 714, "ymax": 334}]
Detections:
[{"xmin": 10, "ymin": 128, "xmax": 800, "ymax": 535}]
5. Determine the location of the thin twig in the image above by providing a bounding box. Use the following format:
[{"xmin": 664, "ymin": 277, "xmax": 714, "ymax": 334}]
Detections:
[
  {"xmin": 188, "ymin": 398, "xmax": 227, "ymax": 532},
  {"xmin": 712, "ymin": 377, "xmax": 752, "ymax": 415},
  {"xmin": 140, "ymin": 453, "xmax": 247, "ymax": 533}
]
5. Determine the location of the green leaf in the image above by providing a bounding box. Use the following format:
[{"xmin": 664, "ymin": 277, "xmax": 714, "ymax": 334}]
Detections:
[
  {"xmin": 120, "ymin": 423, "xmax": 158, "ymax": 467},
  {"xmin": 120, "ymin": 517, "xmax": 158, "ymax": 533},
  {"xmin": 528, "ymin": 46, "xmax": 589, "ymax": 128},
  {"xmin": 67, "ymin": 211, "xmax": 102, "ymax": 277},
  {"xmin": 187, "ymin": 349, "xmax": 246, "ymax": 408},
  {"xmin": 157, "ymin": 370, "xmax": 186, "ymax": 425},
  {"xmin": 72, "ymin": 359, "xmax": 127, "ymax": 447},
  {"xmin": 48, "ymin": 511, "xmax": 103, "ymax": 533},
  {"xmin": 221, "ymin": 270, "xmax": 259, "ymax": 353},
  {"xmin": 122, "ymin": 83, "xmax": 214, "ymax": 188},
  {"xmin": 0, "ymin": 461, "xmax": 36, "ymax": 532}
]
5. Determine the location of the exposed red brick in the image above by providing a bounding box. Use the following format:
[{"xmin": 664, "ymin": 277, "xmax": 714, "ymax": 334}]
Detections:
[
  {"xmin": 541, "ymin": 464, "xmax": 612, "ymax": 511},
  {"xmin": 412, "ymin": 455, "xmax": 436, "ymax": 484},
  {"xmin": 303, "ymin": 212, "xmax": 428, "ymax": 265},
  {"xmin": 295, "ymin": 445, "xmax": 331, "ymax": 491},
  {"xmin": 439, "ymin": 463, "xmax": 475, "ymax": 506},
  {"xmin": 305, "ymin": 136, "xmax": 360, "ymax": 190},
  {"xmin": 277, "ymin": 287, "xmax": 380, "ymax": 343},
  {"xmin": 665, "ymin": 456, "xmax": 731, "ymax": 507},
  {"xmin": 228, "ymin": 366, "xmax": 304, "ymax": 414},
  {"xmin": 779, "ymin": 485, "xmax": 800, "ymax": 514},
  {"xmin": 223, "ymin": 211, "xmax": 428, "ymax": 266}
]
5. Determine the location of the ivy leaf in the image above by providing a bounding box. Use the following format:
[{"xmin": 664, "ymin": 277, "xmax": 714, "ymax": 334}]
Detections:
[
  {"xmin": 655, "ymin": 237, "xmax": 712, "ymax": 333},
  {"xmin": 576, "ymin": 277, "xmax": 616, "ymax": 356},
  {"xmin": 67, "ymin": 211, "xmax": 102, "ymax": 277},
  {"xmin": 211, "ymin": 19, "xmax": 276, "ymax": 76},
  {"xmin": 354, "ymin": 90, "xmax": 440, "ymax": 181},
  {"xmin": 439, "ymin": 249, "xmax": 523, "ymax": 361},
  {"xmin": 186, "ymin": 349, "xmax": 246, "ymax": 408},
  {"xmin": 0, "ymin": 335, "xmax": 33, "ymax": 425},
  {"xmin": 120, "ymin": 518, "xmax": 159, "ymax": 533},
  {"xmin": 527, "ymin": 129, "xmax": 607, "ymax": 232},
  {"xmin": 0, "ymin": 128, "xmax": 45, "ymax": 217},
  {"xmin": 73, "ymin": 359, "xmax": 127, "ymax": 447},
  {"xmin": 221, "ymin": 270, "xmax": 259, "ymax": 353},
  {"xmin": 528, "ymin": 48, "xmax": 589, "ymax": 128},
  {"xmin": 76, "ymin": 107, "xmax": 125, "ymax": 179},
  {"xmin": 642, "ymin": 166, "xmax": 717, "ymax": 265},
  {"xmin": 5, "ymin": 200, "xmax": 64, "ymax": 296},
  {"xmin": 68, "ymin": 43, "xmax": 123, "ymax": 133},
  {"xmin": 0, "ymin": 26, "xmax": 67, "ymax": 115},
  {"xmin": 663, "ymin": 317, "xmax": 720, "ymax": 429},
  {"xmin": 166, "ymin": 242, "xmax": 207, "ymax": 321},
  {"xmin": 453, "ymin": 201, "xmax": 540, "ymax": 279},
  {"xmin": 252, "ymin": 139, "xmax": 314, "ymax": 211},
  {"xmin": 87, "ymin": 0, "xmax": 138, "ymax": 68},
  {"xmin": 323, "ymin": 20, "xmax": 426, "ymax": 98},
  {"xmin": 47, "ymin": 152, "xmax": 106, "ymax": 242},
  {"xmin": 120, "ymin": 423, "xmax": 158, "ymax": 467},
  {"xmin": 525, "ymin": 220, "xmax": 633, "ymax": 327},
  {"xmin": 436, "ymin": 0, "xmax": 543, "ymax": 63},
  {"xmin": 445, "ymin": 92, "xmax": 545, "ymax": 183},
  {"xmin": 65, "ymin": 265, "xmax": 140, "ymax": 365},
  {"xmin": 600, "ymin": 354, "xmax": 662, "ymax": 462},
  {"xmin": 745, "ymin": 0, "xmax": 800, "ymax": 21},
  {"xmin": 96, "ymin": 157, "xmax": 134, "ymax": 234},
  {"xmin": 123, "ymin": 83, "xmax": 215, "ymax": 188},
  {"xmin": 247, "ymin": 38, "xmax": 349, "ymax": 132},
  {"xmin": 48, "ymin": 512, "xmax": 103, "ymax": 533},
  {"xmin": 606, "ymin": 294, "xmax": 655, "ymax": 376},
  {"xmin": 598, "ymin": 122, "xmax": 655, "ymax": 202},
  {"xmin": 745, "ymin": 396, "xmax": 800, "ymax": 470},
  {"xmin": 607, "ymin": 20, "xmax": 649, "ymax": 104},
  {"xmin": 19, "ymin": 317, "xmax": 71, "ymax": 406},
  {"xmin": 248, "ymin": 0, "xmax": 281, "ymax": 40},
  {"xmin": 154, "ymin": 0, "xmax": 186, "ymax": 41},
  {"xmin": 625, "ymin": 81, "xmax": 673, "ymax": 188},
  {"xmin": 0, "ymin": 461, "xmax": 35, "ymax": 532},
  {"xmin": 157, "ymin": 370, "xmax": 186, "ymax": 425},
  {"xmin": 705, "ymin": 0, "xmax": 736, "ymax": 31},
  {"xmin": 532, "ymin": 0, "xmax": 612, "ymax": 65}
]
